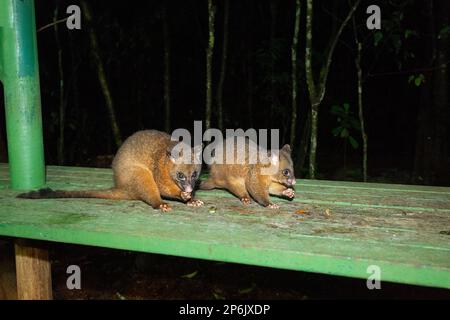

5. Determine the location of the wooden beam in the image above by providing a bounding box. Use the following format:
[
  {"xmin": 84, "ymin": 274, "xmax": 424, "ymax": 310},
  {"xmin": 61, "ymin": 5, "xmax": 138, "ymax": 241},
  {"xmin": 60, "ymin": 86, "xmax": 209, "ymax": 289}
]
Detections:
[
  {"xmin": 15, "ymin": 240, "xmax": 52, "ymax": 300},
  {"xmin": 0, "ymin": 240, "xmax": 17, "ymax": 300}
]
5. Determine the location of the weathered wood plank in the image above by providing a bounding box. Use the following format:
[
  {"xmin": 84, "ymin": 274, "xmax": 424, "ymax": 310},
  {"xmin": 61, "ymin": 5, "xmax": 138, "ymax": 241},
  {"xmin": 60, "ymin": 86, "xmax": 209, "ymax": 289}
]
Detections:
[{"xmin": 0, "ymin": 164, "xmax": 449, "ymax": 289}]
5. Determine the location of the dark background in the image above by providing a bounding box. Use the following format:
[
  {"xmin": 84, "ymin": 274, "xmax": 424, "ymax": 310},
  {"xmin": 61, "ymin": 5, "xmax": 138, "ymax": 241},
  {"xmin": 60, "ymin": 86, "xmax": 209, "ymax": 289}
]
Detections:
[{"xmin": 1, "ymin": 0, "xmax": 449, "ymax": 185}]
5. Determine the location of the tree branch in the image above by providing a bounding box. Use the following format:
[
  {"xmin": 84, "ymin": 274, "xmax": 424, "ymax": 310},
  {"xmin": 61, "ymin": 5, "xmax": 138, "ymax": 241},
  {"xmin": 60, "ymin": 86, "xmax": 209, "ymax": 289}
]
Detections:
[{"xmin": 318, "ymin": 0, "xmax": 360, "ymax": 101}]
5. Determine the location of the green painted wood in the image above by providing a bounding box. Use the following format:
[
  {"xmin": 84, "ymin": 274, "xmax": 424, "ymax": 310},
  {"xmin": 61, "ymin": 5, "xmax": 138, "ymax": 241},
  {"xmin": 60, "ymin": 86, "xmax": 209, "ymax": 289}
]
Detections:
[
  {"xmin": 0, "ymin": 0, "xmax": 45, "ymax": 190},
  {"xmin": 0, "ymin": 164, "xmax": 449, "ymax": 289}
]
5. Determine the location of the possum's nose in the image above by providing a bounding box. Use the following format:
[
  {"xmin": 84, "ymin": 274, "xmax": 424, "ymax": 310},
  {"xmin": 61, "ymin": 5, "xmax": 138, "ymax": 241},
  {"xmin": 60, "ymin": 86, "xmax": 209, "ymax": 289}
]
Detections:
[
  {"xmin": 287, "ymin": 178, "xmax": 296, "ymax": 186},
  {"xmin": 183, "ymin": 185, "xmax": 193, "ymax": 193}
]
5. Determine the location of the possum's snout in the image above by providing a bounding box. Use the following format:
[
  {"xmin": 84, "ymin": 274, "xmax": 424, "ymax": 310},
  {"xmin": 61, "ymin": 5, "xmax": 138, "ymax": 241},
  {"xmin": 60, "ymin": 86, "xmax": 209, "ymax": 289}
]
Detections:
[{"xmin": 287, "ymin": 178, "xmax": 296, "ymax": 187}]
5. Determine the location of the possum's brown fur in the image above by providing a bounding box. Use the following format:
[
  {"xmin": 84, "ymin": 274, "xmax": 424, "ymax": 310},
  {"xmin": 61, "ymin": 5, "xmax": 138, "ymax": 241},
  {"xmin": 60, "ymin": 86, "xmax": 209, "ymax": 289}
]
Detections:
[
  {"xmin": 200, "ymin": 137, "xmax": 296, "ymax": 208},
  {"xmin": 18, "ymin": 130, "xmax": 203, "ymax": 212}
]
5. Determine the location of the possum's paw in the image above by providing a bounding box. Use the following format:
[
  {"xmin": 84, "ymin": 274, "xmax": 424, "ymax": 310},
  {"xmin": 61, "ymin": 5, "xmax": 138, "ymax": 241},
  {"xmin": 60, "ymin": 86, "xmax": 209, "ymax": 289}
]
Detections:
[
  {"xmin": 187, "ymin": 199, "xmax": 204, "ymax": 207},
  {"xmin": 240, "ymin": 197, "xmax": 252, "ymax": 205},
  {"xmin": 267, "ymin": 203, "xmax": 280, "ymax": 209},
  {"xmin": 180, "ymin": 191, "xmax": 192, "ymax": 201},
  {"xmin": 282, "ymin": 188, "xmax": 295, "ymax": 199},
  {"xmin": 159, "ymin": 203, "xmax": 172, "ymax": 212}
]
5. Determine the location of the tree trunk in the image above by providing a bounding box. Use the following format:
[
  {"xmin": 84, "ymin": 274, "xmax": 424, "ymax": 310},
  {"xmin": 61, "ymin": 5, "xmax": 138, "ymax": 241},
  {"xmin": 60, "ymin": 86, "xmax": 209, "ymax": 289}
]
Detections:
[
  {"xmin": 205, "ymin": 0, "xmax": 216, "ymax": 130},
  {"xmin": 305, "ymin": 0, "xmax": 317, "ymax": 178},
  {"xmin": 246, "ymin": 2, "xmax": 254, "ymax": 128},
  {"xmin": 67, "ymin": 30, "xmax": 82, "ymax": 165},
  {"xmin": 290, "ymin": 0, "xmax": 301, "ymax": 148},
  {"xmin": 412, "ymin": 0, "xmax": 450, "ymax": 185},
  {"xmin": 80, "ymin": 0, "xmax": 122, "ymax": 148},
  {"xmin": 162, "ymin": 0, "xmax": 171, "ymax": 133},
  {"xmin": 304, "ymin": 0, "xmax": 360, "ymax": 179},
  {"xmin": 247, "ymin": 52, "xmax": 254, "ymax": 128},
  {"xmin": 431, "ymin": 0, "xmax": 449, "ymax": 184},
  {"xmin": 309, "ymin": 103, "xmax": 319, "ymax": 178},
  {"xmin": 54, "ymin": 6, "xmax": 65, "ymax": 165},
  {"xmin": 269, "ymin": 1, "xmax": 278, "ymax": 118},
  {"xmin": 355, "ymin": 43, "xmax": 368, "ymax": 182},
  {"xmin": 217, "ymin": 0, "xmax": 229, "ymax": 131},
  {"xmin": 296, "ymin": 111, "xmax": 311, "ymax": 176},
  {"xmin": 413, "ymin": 0, "xmax": 435, "ymax": 184},
  {"xmin": 353, "ymin": 18, "xmax": 368, "ymax": 182}
]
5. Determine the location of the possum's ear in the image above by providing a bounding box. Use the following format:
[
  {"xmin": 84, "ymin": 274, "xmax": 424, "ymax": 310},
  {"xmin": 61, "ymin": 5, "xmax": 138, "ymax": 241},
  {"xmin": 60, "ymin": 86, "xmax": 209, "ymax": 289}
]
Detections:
[
  {"xmin": 281, "ymin": 144, "xmax": 291, "ymax": 154},
  {"xmin": 193, "ymin": 143, "xmax": 203, "ymax": 162},
  {"xmin": 166, "ymin": 141, "xmax": 183, "ymax": 162},
  {"xmin": 269, "ymin": 151, "xmax": 279, "ymax": 166}
]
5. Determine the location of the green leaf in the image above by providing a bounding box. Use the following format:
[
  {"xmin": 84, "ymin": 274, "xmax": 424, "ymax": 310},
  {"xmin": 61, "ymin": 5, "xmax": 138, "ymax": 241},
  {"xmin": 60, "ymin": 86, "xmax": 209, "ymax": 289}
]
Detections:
[
  {"xmin": 332, "ymin": 126, "xmax": 342, "ymax": 137},
  {"xmin": 348, "ymin": 136, "xmax": 359, "ymax": 149},
  {"xmin": 343, "ymin": 103, "xmax": 350, "ymax": 113},
  {"xmin": 438, "ymin": 25, "xmax": 450, "ymax": 39},
  {"xmin": 392, "ymin": 34, "xmax": 402, "ymax": 53},
  {"xmin": 350, "ymin": 118, "xmax": 361, "ymax": 131},
  {"xmin": 181, "ymin": 270, "xmax": 198, "ymax": 279},
  {"xmin": 330, "ymin": 105, "xmax": 343, "ymax": 114},
  {"xmin": 414, "ymin": 77, "xmax": 422, "ymax": 86},
  {"xmin": 374, "ymin": 31, "xmax": 383, "ymax": 46},
  {"xmin": 413, "ymin": 74, "xmax": 425, "ymax": 87},
  {"xmin": 404, "ymin": 29, "xmax": 418, "ymax": 39},
  {"xmin": 340, "ymin": 128, "xmax": 349, "ymax": 138}
]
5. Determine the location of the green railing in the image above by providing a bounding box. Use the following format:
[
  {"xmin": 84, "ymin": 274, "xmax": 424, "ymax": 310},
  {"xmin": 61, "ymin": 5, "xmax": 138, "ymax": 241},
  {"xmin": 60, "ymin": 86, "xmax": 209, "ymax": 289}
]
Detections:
[{"xmin": 0, "ymin": 0, "xmax": 45, "ymax": 190}]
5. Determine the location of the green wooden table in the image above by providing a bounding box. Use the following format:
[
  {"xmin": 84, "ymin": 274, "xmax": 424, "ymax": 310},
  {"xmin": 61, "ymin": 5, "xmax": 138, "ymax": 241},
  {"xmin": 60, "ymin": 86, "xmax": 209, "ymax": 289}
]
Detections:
[{"xmin": 1, "ymin": 163, "xmax": 449, "ymax": 296}]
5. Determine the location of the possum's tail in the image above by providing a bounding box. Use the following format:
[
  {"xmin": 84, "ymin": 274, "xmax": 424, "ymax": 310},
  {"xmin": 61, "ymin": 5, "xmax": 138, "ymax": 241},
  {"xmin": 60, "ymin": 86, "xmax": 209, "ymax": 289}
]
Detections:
[
  {"xmin": 17, "ymin": 187, "xmax": 132, "ymax": 200},
  {"xmin": 199, "ymin": 179, "xmax": 217, "ymax": 190}
]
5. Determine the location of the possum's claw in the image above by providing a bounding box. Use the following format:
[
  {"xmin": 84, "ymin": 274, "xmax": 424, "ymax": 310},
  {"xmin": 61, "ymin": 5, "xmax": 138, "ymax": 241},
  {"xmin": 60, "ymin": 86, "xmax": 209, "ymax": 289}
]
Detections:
[
  {"xmin": 240, "ymin": 197, "xmax": 252, "ymax": 205},
  {"xmin": 267, "ymin": 203, "xmax": 280, "ymax": 209},
  {"xmin": 159, "ymin": 203, "xmax": 172, "ymax": 212},
  {"xmin": 282, "ymin": 188, "xmax": 295, "ymax": 199},
  {"xmin": 180, "ymin": 191, "xmax": 192, "ymax": 201},
  {"xmin": 187, "ymin": 199, "xmax": 204, "ymax": 207}
]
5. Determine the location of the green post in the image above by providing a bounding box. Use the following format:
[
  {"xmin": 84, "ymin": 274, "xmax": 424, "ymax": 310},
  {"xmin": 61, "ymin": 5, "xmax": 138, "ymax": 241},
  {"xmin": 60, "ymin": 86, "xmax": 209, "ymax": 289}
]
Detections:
[{"xmin": 0, "ymin": 0, "xmax": 45, "ymax": 189}]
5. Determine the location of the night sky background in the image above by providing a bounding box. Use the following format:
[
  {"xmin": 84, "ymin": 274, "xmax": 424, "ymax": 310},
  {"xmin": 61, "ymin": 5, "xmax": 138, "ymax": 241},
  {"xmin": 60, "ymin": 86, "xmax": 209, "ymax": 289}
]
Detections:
[{"xmin": 0, "ymin": 0, "xmax": 449, "ymax": 185}]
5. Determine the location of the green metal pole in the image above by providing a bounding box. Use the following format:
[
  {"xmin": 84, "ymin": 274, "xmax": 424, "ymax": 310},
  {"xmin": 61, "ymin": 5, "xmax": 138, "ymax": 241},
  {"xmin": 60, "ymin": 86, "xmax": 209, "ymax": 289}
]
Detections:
[{"xmin": 0, "ymin": 0, "xmax": 45, "ymax": 189}]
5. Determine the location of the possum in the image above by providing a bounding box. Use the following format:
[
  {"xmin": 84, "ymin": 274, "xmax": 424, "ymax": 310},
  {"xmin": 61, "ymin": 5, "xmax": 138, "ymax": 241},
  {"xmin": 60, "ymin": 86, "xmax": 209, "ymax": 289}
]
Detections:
[
  {"xmin": 17, "ymin": 130, "xmax": 203, "ymax": 212},
  {"xmin": 200, "ymin": 137, "xmax": 296, "ymax": 208}
]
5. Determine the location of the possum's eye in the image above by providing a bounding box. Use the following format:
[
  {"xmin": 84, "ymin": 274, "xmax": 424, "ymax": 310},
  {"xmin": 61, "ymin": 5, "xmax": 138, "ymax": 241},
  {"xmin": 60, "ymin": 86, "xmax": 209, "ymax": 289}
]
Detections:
[
  {"xmin": 191, "ymin": 171, "xmax": 198, "ymax": 179},
  {"xmin": 177, "ymin": 172, "xmax": 186, "ymax": 181},
  {"xmin": 282, "ymin": 169, "xmax": 290, "ymax": 177}
]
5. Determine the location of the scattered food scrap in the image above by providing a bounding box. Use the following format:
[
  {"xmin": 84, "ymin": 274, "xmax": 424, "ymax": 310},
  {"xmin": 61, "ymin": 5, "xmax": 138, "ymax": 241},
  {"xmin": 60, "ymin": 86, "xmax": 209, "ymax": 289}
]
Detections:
[
  {"xmin": 208, "ymin": 206, "xmax": 217, "ymax": 214},
  {"xmin": 181, "ymin": 270, "xmax": 198, "ymax": 279},
  {"xmin": 116, "ymin": 292, "xmax": 126, "ymax": 300}
]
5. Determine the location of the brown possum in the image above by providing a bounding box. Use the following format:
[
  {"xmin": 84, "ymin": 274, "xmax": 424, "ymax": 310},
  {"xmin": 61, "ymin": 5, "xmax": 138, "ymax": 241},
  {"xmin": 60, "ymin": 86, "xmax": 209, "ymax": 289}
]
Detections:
[
  {"xmin": 200, "ymin": 137, "xmax": 296, "ymax": 208},
  {"xmin": 17, "ymin": 130, "xmax": 203, "ymax": 212}
]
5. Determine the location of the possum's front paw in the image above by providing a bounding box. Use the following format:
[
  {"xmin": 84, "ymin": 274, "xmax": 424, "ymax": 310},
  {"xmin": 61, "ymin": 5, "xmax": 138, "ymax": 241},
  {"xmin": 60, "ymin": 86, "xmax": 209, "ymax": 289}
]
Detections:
[
  {"xmin": 187, "ymin": 199, "xmax": 204, "ymax": 207},
  {"xmin": 240, "ymin": 197, "xmax": 252, "ymax": 205},
  {"xmin": 159, "ymin": 203, "xmax": 172, "ymax": 212},
  {"xmin": 267, "ymin": 203, "xmax": 280, "ymax": 209},
  {"xmin": 282, "ymin": 188, "xmax": 295, "ymax": 199},
  {"xmin": 180, "ymin": 191, "xmax": 192, "ymax": 201}
]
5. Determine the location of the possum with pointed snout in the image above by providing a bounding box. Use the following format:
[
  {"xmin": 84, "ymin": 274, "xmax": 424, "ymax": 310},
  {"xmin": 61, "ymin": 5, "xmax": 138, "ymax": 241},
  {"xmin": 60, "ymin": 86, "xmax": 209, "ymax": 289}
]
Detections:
[
  {"xmin": 200, "ymin": 137, "xmax": 296, "ymax": 208},
  {"xmin": 17, "ymin": 130, "xmax": 203, "ymax": 212}
]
